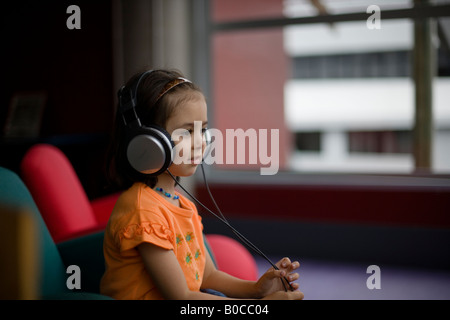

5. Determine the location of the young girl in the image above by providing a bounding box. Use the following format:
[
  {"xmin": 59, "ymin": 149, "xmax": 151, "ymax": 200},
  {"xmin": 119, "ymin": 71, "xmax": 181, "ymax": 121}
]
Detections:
[{"xmin": 100, "ymin": 69, "xmax": 303, "ymax": 300}]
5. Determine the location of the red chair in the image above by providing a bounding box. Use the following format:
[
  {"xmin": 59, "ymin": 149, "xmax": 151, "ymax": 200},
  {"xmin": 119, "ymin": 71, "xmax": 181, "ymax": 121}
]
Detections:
[
  {"xmin": 20, "ymin": 143, "xmax": 118, "ymax": 243},
  {"xmin": 206, "ymin": 234, "xmax": 258, "ymax": 281}
]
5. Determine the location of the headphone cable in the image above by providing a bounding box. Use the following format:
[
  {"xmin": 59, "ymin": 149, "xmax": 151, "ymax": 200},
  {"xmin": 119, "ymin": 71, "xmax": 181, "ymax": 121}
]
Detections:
[{"xmin": 166, "ymin": 167, "xmax": 293, "ymax": 292}]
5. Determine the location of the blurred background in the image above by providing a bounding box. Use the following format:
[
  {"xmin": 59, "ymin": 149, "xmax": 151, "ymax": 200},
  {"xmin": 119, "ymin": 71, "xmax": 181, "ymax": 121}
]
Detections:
[{"xmin": 1, "ymin": 0, "xmax": 450, "ymax": 299}]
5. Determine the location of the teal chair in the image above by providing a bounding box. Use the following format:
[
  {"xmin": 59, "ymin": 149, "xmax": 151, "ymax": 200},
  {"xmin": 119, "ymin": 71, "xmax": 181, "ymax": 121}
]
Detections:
[{"xmin": 0, "ymin": 167, "xmax": 111, "ymax": 299}]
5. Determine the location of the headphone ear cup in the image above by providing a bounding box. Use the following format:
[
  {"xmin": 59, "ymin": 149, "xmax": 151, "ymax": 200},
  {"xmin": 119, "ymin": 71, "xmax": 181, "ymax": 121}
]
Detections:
[{"xmin": 126, "ymin": 126, "xmax": 174, "ymax": 175}]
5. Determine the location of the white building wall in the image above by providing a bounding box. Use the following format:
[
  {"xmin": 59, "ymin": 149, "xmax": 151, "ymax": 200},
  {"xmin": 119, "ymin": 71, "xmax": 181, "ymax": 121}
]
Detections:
[{"xmin": 285, "ymin": 78, "xmax": 450, "ymax": 173}]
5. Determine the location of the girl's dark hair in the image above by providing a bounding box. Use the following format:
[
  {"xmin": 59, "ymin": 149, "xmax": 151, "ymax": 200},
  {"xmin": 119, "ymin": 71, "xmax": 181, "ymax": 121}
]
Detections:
[{"xmin": 106, "ymin": 69, "xmax": 202, "ymax": 190}]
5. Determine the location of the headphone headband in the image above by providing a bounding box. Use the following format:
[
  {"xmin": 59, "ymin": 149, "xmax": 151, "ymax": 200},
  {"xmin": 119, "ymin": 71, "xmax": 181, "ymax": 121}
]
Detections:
[
  {"xmin": 118, "ymin": 70, "xmax": 153, "ymax": 128},
  {"xmin": 118, "ymin": 71, "xmax": 191, "ymax": 129}
]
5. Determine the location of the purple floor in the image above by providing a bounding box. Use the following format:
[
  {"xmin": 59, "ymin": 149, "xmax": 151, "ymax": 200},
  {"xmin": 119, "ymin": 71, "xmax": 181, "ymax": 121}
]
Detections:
[{"xmin": 254, "ymin": 256, "xmax": 450, "ymax": 300}]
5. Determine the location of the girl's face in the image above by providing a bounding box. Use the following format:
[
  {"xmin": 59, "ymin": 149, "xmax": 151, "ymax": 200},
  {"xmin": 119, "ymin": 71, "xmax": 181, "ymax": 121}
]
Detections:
[{"xmin": 164, "ymin": 92, "xmax": 208, "ymax": 177}]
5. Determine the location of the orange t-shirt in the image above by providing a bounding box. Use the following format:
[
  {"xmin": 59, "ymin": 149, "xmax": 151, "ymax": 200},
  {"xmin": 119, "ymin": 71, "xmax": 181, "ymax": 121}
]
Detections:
[{"xmin": 100, "ymin": 182, "xmax": 206, "ymax": 300}]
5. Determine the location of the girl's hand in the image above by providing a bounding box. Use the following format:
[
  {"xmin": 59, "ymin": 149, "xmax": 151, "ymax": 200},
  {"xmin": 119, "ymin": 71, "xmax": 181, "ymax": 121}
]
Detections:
[{"xmin": 255, "ymin": 257, "xmax": 303, "ymax": 299}]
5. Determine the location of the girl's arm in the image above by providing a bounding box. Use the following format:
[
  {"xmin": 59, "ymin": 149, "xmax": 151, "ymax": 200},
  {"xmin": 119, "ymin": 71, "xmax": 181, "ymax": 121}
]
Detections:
[
  {"xmin": 138, "ymin": 242, "xmax": 303, "ymax": 300},
  {"xmin": 201, "ymin": 248, "xmax": 259, "ymax": 298},
  {"xmin": 138, "ymin": 242, "xmax": 229, "ymax": 300},
  {"xmin": 201, "ymin": 250, "xmax": 302, "ymax": 299}
]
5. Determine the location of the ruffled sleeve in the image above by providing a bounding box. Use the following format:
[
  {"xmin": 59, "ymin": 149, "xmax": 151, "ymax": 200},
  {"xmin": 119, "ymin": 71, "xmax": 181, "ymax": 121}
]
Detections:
[{"xmin": 115, "ymin": 210, "xmax": 175, "ymax": 253}]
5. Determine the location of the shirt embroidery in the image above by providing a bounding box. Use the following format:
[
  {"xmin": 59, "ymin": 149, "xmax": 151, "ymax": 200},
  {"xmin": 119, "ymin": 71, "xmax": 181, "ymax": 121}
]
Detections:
[
  {"xmin": 185, "ymin": 253, "xmax": 192, "ymax": 264},
  {"xmin": 185, "ymin": 231, "xmax": 194, "ymax": 243},
  {"xmin": 176, "ymin": 234, "xmax": 183, "ymax": 246}
]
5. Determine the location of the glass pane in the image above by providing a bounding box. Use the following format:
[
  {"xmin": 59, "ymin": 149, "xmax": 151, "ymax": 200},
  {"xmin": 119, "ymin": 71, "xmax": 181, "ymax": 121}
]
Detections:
[
  {"xmin": 211, "ymin": 0, "xmax": 450, "ymax": 174},
  {"xmin": 212, "ymin": 28, "xmax": 289, "ymax": 175},
  {"xmin": 284, "ymin": 18, "xmax": 416, "ymax": 173}
]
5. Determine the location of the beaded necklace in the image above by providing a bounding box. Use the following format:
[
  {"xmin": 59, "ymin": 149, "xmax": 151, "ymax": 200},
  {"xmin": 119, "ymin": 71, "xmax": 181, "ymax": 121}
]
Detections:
[{"xmin": 155, "ymin": 187, "xmax": 179, "ymax": 200}]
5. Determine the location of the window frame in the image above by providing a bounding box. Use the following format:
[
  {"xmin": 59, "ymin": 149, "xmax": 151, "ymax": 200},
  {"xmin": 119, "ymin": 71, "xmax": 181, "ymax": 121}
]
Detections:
[{"xmin": 191, "ymin": 0, "xmax": 450, "ymax": 188}]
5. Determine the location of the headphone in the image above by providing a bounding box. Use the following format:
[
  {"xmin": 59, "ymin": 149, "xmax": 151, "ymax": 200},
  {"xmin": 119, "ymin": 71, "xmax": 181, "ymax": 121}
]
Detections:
[{"xmin": 118, "ymin": 70, "xmax": 188, "ymax": 176}]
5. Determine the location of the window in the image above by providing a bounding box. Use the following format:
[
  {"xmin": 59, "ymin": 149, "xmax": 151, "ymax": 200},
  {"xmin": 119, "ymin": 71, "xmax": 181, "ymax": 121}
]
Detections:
[
  {"xmin": 292, "ymin": 51, "xmax": 411, "ymax": 79},
  {"xmin": 348, "ymin": 130, "xmax": 412, "ymax": 154},
  {"xmin": 295, "ymin": 131, "xmax": 321, "ymax": 152},
  {"xmin": 203, "ymin": 0, "xmax": 450, "ymax": 176},
  {"xmin": 211, "ymin": 1, "xmax": 289, "ymax": 173}
]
